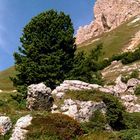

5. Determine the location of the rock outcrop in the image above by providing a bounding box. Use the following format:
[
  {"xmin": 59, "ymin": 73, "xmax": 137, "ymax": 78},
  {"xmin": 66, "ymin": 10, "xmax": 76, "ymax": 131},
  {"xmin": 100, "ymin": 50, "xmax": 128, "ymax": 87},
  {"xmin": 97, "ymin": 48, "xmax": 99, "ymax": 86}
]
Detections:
[
  {"xmin": 61, "ymin": 99, "xmax": 106, "ymax": 122},
  {"xmin": 27, "ymin": 83, "xmax": 54, "ymax": 111},
  {"xmin": 53, "ymin": 77, "xmax": 140, "ymax": 119},
  {"xmin": 10, "ymin": 115, "xmax": 32, "ymax": 140},
  {"xmin": 0, "ymin": 116, "xmax": 12, "ymax": 135},
  {"xmin": 76, "ymin": 0, "xmax": 140, "ymax": 44},
  {"xmin": 52, "ymin": 80, "xmax": 101, "ymax": 98}
]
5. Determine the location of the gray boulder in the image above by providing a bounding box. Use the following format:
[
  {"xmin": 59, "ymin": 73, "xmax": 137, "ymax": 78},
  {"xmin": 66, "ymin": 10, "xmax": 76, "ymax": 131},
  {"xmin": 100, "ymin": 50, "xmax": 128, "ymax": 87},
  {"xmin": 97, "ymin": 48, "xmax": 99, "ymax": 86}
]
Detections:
[
  {"xmin": 27, "ymin": 83, "xmax": 54, "ymax": 110},
  {"xmin": 61, "ymin": 99, "xmax": 106, "ymax": 122},
  {"xmin": 127, "ymin": 78, "xmax": 140, "ymax": 87},
  {"xmin": 10, "ymin": 115, "xmax": 32, "ymax": 140},
  {"xmin": 0, "ymin": 116, "xmax": 12, "ymax": 135}
]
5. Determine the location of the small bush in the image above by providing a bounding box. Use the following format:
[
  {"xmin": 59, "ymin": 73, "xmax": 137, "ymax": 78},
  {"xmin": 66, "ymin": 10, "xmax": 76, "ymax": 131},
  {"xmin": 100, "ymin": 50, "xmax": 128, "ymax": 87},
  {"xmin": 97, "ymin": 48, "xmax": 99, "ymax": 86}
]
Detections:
[
  {"xmin": 118, "ymin": 129, "xmax": 140, "ymax": 140},
  {"xmin": 130, "ymin": 70, "xmax": 139, "ymax": 79},
  {"xmin": 0, "ymin": 100, "xmax": 5, "ymax": 106},
  {"xmin": 124, "ymin": 112, "xmax": 140, "ymax": 129},
  {"xmin": 10, "ymin": 93, "xmax": 26, "ymax": 109},
  {"xmin": 122, "ymin": 47, "xmax": 140, "ymax": 64},
  {"xmin": 81, "ymin": 110, "xmax": 107, "ymax": 133},
  {"xmin": 27, "ymin": 113, "xmax": 83, "ymax": 140},
  {"xmin": 69, "ymin": 44, "xmax": 104, "ymax": 85},
  {"xmin": 121, "ymin": 74, "xmax": 130, "ymax": 83},
  {"xmin": 121, "ymin": 70, "xmax": 139, "ymax": 83},
  {"xmin": 134, "ymin": 85, "xmax": 140, "ymax": 95},
  {"xmin": 102, "ymin": 94, "xmax": 126, "ymax": 130}
]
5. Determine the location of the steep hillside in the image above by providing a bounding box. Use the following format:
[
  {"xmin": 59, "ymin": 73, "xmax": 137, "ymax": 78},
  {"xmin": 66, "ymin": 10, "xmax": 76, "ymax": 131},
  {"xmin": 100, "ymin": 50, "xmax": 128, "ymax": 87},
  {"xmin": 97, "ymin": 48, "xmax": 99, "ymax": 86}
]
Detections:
[
  {"xmin": 78, "ymin": 16, "xmax": 140, "ymax": 59},
  {"xmin": 0, "ymin": 66, "xmax": 15, "ymax": 90},
  {"xmin": 76, "ymin": 0, "xmax": 140, "ymax": 44}
]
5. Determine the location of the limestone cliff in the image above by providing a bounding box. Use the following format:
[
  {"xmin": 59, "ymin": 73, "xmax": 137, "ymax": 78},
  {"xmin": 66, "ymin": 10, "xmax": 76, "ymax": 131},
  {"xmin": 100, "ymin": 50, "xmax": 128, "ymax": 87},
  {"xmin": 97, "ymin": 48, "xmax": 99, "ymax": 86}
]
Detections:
[{"xmin": 76, "ymin": 0, "xmax": 140, "ymax": 44}]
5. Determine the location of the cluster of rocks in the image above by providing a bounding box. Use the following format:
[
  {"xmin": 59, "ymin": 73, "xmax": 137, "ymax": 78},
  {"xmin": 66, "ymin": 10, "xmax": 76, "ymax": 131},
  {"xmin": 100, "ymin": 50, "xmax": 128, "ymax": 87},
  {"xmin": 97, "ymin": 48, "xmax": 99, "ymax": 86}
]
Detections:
[
  {"xmin": 52, "ymin": 80, "xmax": 101, "ymax": 99},
  {"xmin": 60, "ymin": 99, "xmax": 106, "ymax": 122},
  {"xmin": 10, "ymin": 115, "xmax": 32, "ymax": 140},
  {"xmin": 27, "ymin": 83, "xmax": 54, "ymax": 111},
  {"xmin": 26, "ymin": 77, "xmax": 140, "ymax": 122},
  {"xmin": 102, "ymin": 60, "xmax": 140, "ymax": 82},
  {"xmin": 51, "ymin": 77, "xmax": 140, "ymax": 114},
  {"xmin": 76, "ymin": 0, "xmax": 140, "ymax": 44},
  {"xmin": 98, "ymin": 76, "xmax": 140, "ymax": 113},
  {"xmin": 0, "ymin": 115, "xmax": 32, "ymax": 140}
]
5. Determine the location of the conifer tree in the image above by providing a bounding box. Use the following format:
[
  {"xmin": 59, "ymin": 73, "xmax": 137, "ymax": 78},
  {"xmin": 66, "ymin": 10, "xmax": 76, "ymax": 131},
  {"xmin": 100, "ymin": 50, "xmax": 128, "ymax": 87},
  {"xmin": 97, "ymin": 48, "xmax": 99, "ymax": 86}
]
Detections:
[{"xmin": 12, "ymin": 10, "xmax": 76, "ymax": 91}]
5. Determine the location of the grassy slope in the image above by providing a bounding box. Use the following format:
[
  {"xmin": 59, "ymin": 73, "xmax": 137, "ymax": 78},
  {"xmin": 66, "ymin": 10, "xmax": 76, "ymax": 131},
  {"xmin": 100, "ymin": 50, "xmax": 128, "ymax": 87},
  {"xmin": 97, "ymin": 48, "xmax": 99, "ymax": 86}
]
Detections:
[
  {"xmin": 0, "ymin": 66, "xmax": 15, "ymax": 90},
  {"xmin": 78, "ymin": 17, "xmax": 140, "ymax": 59}
]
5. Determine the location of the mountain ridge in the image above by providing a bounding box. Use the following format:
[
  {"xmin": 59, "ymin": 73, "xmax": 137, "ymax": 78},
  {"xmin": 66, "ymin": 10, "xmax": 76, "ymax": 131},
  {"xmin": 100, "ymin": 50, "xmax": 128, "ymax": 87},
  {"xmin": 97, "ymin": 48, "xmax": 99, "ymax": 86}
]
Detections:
[{"xmin": 76, "ymin": 0, "xmax": 140, "ymax": 45}]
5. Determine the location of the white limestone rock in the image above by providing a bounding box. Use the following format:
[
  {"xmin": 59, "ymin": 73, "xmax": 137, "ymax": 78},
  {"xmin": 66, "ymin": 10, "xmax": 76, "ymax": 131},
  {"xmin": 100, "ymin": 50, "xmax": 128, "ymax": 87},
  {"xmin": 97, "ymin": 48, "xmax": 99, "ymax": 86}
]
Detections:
[
  {"xmin": 56, "ymin": 92, "xmax": 65, "ymax": 99},
  {"xmin": 127, "ymin": 78, "xmax": 140, "ymax": 87},
  {"xmin": 0, "ymin": 116, "xmax": 12, "ymax": 135},
  {"xmin": 10, "ymin": 115, "xmax": 32, "ymax": 140},
  {"xmin": 27, "ymin": 83, "xmax": 53, "ymax": 110},
  {"xmin": 113, "ymin": 75, "xmax": 127, "ymax": 94},
  {"xmin": 61, "ymin": 99, "xmax": 106, "ymax": 122},
  {"xmin": 53, "ymin": 80, "xmax": 101, "ymax": 99},
  {"xmin": 123, "ymin": 102, "xmax": 140, "ymax": 113},
  {"xmin": 88, "ymin": 84, "xmax": 101, "ymax": 89},
  {"xmin": 121, "ymin": 95, "xmax": 137, "ymax": 102}
]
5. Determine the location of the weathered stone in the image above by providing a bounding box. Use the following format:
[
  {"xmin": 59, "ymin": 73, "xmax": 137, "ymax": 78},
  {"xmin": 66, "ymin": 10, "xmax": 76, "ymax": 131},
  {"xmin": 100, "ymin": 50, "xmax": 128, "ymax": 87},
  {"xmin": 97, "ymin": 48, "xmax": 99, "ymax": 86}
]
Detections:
[
  {"xmin": 123, "ymin": 102, "xmax": 140, "ymax": 113},
  {"xmin": 64, "ymin": 80, "xmax": 89, "ymax": 87},
  {"xmin": 76, "ymin": 0, "xmax": 140, "ymax": 44},
  {"xmin": 10, "ymin": 115, "xmax": 32, "ymax": 140},
  {"xmin": 27, "ymin": 83, "xmax": 53, "ymax": 111},
  {"xmin": 113, "ymin": 75, "xmax": 127, "ymax": 94},
  {"xmin": 121, "ymin": 95, "xmax": 137, "ymax": 102},
  {"xmin": 88, "ymin": 84, "xmax": 101, "ymax": 89},
  {"xmin": 51, "ymin": 104, "xmax": 58, "ymax": 111},
  {"xmin": 61, "ymin": 99, "xmax": 106, "ymax": 122},
  {"xmin": 127, "ymin": 78, "xmax": 140, "ymax": 87},
  {"xmin": 0, "ymin": 116, "xmax": 12, "ymax": 135},
  {"xmin": 99, "ymin": 87, "xmax": 114, "ymax": 94},
  {"xmin": 56, "ymin": 92, "xmax": 65, "ymax": 99},
  {"xmin": 53, "ymin": 80, "xmax": 101, "ymax": 99}
]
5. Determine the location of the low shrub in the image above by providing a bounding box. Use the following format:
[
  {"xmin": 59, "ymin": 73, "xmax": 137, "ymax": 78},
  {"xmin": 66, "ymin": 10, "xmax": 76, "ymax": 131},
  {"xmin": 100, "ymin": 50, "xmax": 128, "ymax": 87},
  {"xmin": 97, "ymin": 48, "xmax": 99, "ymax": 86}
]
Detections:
[
  {"xmin": 27, "ymin": 113, "xmax": 83, "ymax": 140},
  {"xmin": 130, "ymin": 70, "xmax": 139, "ymax": 79},
  {"xmin": 121, "ymin": 70, "xmax": 139, "ymax": 83},
  {"xmin": 102, "ymin": 94, "xmax": 126, "ymax": 130},
  {"xmin": 118, "ymin": 129, "xmax": 140, "ymax": 140},
  {"xmin": 122, "ymin": 47, "xmax": 140, "ymax": 64},
  {"xmin": 0, "ymin": 100, "xmax": 5, "ymax": 106},
  {"xmin": 81, "ymin": 110, "xmax": 107, "ymax": 133},
  {"xmin": 134, "ymin": 85, "xmax": 140, "ymax": 95},
  {"xmin": 124, "ymin": 112, "xmax": 140, "ymax": 129}
]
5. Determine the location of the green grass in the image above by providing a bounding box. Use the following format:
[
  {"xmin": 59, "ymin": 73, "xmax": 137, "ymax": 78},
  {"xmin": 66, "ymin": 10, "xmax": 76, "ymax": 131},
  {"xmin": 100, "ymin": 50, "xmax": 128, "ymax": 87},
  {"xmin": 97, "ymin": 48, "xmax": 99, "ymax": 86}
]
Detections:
[
  {"xmin": 65, "ymin": 90, "xmax": 104, "ymax": 102},
  {"xmin": 0, "ymin": 91, "xmax": 30, "ymax": 139},
  {"xmin": 0, "ymin": 66, "xmax": 15, "ymax": 90},
  {"xmin": 78, "ymin": 17, "xmax": 140, "ymax": 59},
  {"xmin": 78, "ymin": 131, "xmax": 119, "ymax": 140}
]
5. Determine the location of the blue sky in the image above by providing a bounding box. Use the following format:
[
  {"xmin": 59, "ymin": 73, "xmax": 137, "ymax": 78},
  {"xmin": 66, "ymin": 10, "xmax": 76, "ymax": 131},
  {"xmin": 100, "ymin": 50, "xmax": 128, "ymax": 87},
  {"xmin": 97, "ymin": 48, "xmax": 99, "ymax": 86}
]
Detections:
[{"xmin": 0, "ymin": 0, "xmax": 95, "ymax": 71}]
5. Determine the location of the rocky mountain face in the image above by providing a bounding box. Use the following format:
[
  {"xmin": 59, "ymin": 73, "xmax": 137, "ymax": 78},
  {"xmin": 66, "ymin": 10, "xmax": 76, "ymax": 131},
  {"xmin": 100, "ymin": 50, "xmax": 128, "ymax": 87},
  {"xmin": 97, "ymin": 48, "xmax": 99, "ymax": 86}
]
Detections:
[{"xmin": 76, "ymin": 0, "xmax": 140, "ymax": 44}]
